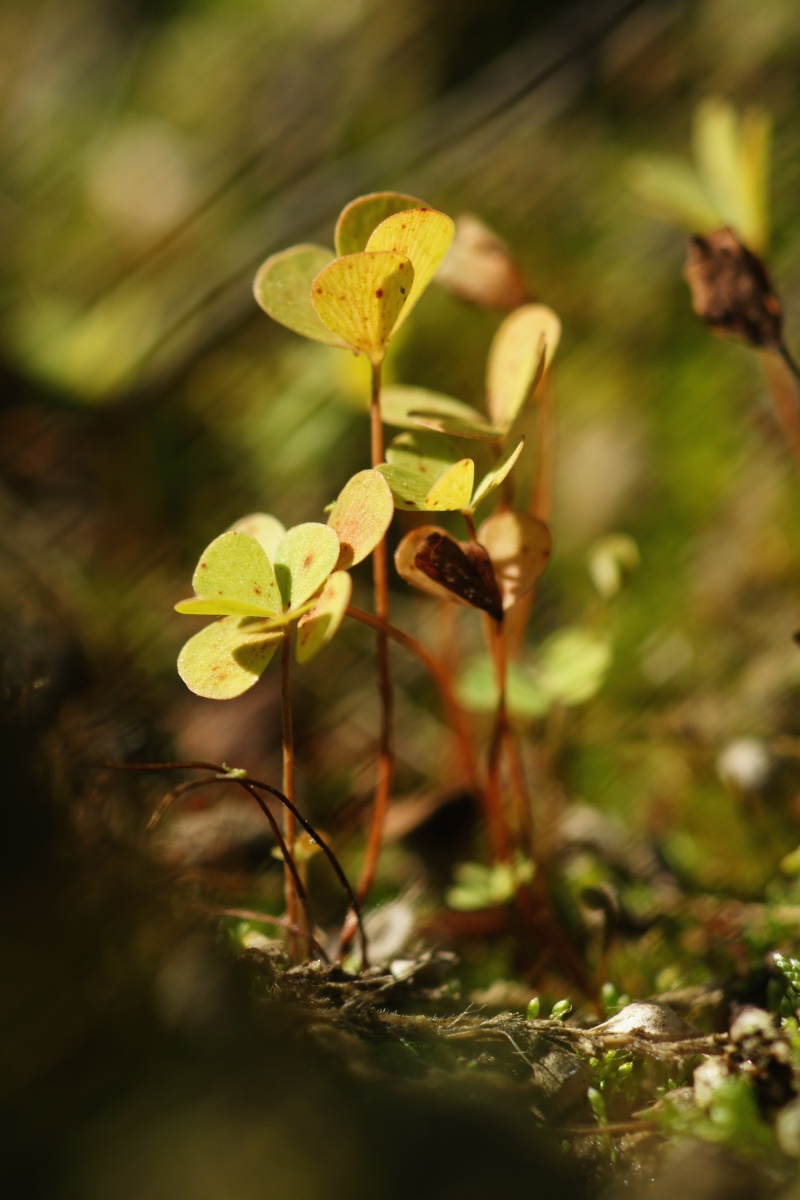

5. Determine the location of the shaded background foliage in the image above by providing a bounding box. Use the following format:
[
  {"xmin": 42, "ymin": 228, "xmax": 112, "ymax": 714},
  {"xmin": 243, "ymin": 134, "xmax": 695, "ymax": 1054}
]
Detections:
[{"xmin": 3, "ymin": 0, "xmax": 800, "ymax": 1194}]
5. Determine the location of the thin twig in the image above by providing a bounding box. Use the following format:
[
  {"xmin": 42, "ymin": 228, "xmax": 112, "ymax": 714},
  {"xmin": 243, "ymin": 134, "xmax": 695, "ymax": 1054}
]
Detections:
[
  {"xmin": 239, "ymin": 780, "xmax": 315, "ymax": 962},
  {"xmin": 280, "ymin": 626, "xmax": 302, "ymax": 961}
]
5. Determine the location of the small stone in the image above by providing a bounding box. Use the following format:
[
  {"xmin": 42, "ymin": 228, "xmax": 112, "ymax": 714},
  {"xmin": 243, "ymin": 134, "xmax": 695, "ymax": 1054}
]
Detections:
[{"xmin": 592, "ymin": 1001, "xmax": 700, "ymax": 1041}]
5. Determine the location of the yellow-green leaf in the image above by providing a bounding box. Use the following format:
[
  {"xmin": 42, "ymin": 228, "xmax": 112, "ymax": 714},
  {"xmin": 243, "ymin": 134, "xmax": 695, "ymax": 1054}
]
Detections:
[
  {"xmin": 381, "ymin": 385, "xmax": 499, "ymax": 440},
  {"xmin": 273, "ymin": 522, "xmax": 339, "ymax": 610},
  {"xmin": 228, "ymin": 512, "xmax": 285, "ymax": 560},
  {"xmin": 425, "ymin": 459, "xmax": 474, "ymax": 510},
  {"xmin": 335, "ymin": 191, "xmax": 422, "ymax": 256},
  {"xmin": 311, "ymin": 251, "xmax": 414, "ymax": 362},
  {"xmin": 376, "ymin": 464, "xmax": 433, "ymax": 509},
  {"xmin": 478, "ymin": 512, "xmax": 552, "ymax": 610},
  {"xmin": 253, "ymin": 244, "xmax": 347, "ymax": 347},
  {"xmin": 366, "ymin": 208, "xmax": 455, "ymax": 330},
  {"xmin": 381, "ymin": 432, "xmax": 471, "ymax": 511},
  {"xmin": 175, "ymin": 531, "xmax": 282, "ymax": 617},
  {"xmin": 468, "ymin": 438, "xmax": 525, "ymax": 512},
  {"xmin": 295, "ymin": 571, "xmax": 352, "ymax": 664},
  {"xmin": 327, "ymin": 469, "xmax": 394, "ymax": 568},
  {"xmin": 385, "ymin": 430, "xmax": 461, "ymax": 477},
  {"xmin": 378, "ymin": 457, "xmax": 474, "ymax": 512},
  {"xmin": 178, "ymin": 617, "xmax": 282, "ymax": 699},
  {"xmin": 486, "ymin": 305, "xmax": 560, "ymax": 430}
]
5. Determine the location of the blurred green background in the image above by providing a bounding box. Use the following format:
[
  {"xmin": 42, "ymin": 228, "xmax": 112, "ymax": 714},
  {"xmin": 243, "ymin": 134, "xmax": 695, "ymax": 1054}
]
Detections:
[{"xmin": 4, "ymin": 0, "xmax": 800, "ymax": 1193}]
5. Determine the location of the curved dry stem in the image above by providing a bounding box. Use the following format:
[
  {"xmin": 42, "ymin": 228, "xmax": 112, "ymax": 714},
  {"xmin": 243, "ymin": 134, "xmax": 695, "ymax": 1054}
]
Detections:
[
  {"xmin": 103, "ymin": 760, "xmax": 368, "ymax": 969},
  {"xmin": 240, "ymin": 779, "xmax": 315, "ymax": 962}
]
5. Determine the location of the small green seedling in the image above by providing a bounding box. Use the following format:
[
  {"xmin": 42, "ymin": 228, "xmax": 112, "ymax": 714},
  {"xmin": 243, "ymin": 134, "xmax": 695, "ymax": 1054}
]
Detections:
[{"xmin": 175, "ymin": 471, "xmax": 393, "ymax": 698}]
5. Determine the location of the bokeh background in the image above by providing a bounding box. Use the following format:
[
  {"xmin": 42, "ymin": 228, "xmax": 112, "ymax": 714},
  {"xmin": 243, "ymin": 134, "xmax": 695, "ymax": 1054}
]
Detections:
[{"xmin": 3, "ymin": 0, "xmax": 800, "ymax": 1194}]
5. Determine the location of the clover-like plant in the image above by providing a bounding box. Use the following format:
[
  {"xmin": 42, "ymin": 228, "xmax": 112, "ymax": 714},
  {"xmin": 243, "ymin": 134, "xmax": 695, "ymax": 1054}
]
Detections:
[
  {"xmin": 171, "ymin": 193, "xmax": 586, "ymax": 984},
  {"xmin": 174, "ymin": 470, "xmax": 392, "ymax": 951},
  {"xmin": 253, "ymin": 193, "xmax": 455, "ymax": 922}
]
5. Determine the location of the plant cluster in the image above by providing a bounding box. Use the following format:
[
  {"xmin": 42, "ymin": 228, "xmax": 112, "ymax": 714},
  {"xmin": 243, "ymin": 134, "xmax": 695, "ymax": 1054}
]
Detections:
[{"xmin": 172, "ymin": 191, "xmax": 567, "ymax": 968}]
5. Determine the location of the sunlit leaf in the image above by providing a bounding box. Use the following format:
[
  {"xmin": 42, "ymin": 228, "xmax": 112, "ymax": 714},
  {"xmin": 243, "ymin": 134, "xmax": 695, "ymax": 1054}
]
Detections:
[
  {"xmin": 537, "ymin": 627, "xmax": 613, "ymax": 706},
  {"xmin": 381, "ymin": 430, "xmax": 470, "ymax": 510},
  {"xmin": 377, "ymin": 464, "xmax": 434, "ymax": 510},
  {"xmin": 381, "ymin": 385, "xmax": 499, "ymax": 440},
  {"xmin": 385, "ymin": 430, "xmax": 461, "ymax": 477},
  {"xmin": 273, "ymin": 522, "xmax": 339, "ymax": 609},
  {"xmin": 378, "ymin": 457, "xmax": 474, "ymax": 511},
  {"xmin": 468, "ymin": 438, "xmax": 525, "ymax": 512},
  {"xmin": 366, "ymin": 207, "xmax": 455, "ymax": 330},
  {"xmin": 335, "ymin": 191, "xmax": 422, "ymax": 256},
  {"xmin": 295, "ymin": 570, "xmax": 352, "ymax": 664},
  {"xmin": 311, "ymin": 251, "xmax": 414, "ymax": 362},
  {"xmin": 457, "ymin": 656, "xmax": 551, "ymax": 720},
  {"xmin": 178, "ymin": 617, "xmax": 282, "ymax": 700},
  {"xmin": 396, "ymin": 527, "xmax": 502, "ymax": 618},
  {"xmin": 327, "ymin": 469, "xmax": 394, "ymax": 568},
  {"xmin": 174, "ymin": 531, "xmax": 282, "ymax": 616},
  {"xmin": 253, "ymin": 244, "xmax": 347, "ymax": 347},
  {"xmin": 478, "ymin": 512, "xmax": 552, "ymax": 610},
  {"xmin": 228, "ymin": 512, "xmax": 286, "ymax": 560},
  {"xmin": 435, "ymin": 214, "xmax": 531, "ymax": 310},
  {"xmin": 424, "ymin": 459, "xmax": 474, "ymax": 509},
  {"xmin": 486, "ymin": 305, "xmax": 560, "ymax": 430}
]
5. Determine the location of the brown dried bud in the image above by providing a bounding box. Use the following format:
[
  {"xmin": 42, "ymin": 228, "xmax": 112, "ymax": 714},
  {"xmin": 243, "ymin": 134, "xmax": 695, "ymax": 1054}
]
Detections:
[{"xmin": 684, "ymin": 227, "xmax": 784, "ymax": 350}]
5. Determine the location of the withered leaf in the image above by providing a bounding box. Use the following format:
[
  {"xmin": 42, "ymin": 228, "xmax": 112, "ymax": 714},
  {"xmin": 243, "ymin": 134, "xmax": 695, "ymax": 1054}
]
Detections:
[
  {"xmin": 414, "ymin": 531, "xmax": 503, "ymax": 622},
  {"xmin": 684, "ymin": 227, "xmax": 783, "ymax": 350}
]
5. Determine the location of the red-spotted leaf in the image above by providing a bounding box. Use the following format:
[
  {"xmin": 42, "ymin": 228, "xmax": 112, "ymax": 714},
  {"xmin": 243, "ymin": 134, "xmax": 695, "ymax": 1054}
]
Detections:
[
  {"xmin": 174, "ymin": 531, "xmax": 282, "ymax": 617},
  {"xmin": 273, "ymin": 523, "xmax": 340, "ymax": 610},
  {"xmin": 335, "ymin": 191, "xmax": 423, "ymax": 256},
  {"xmin": 366, "ymin": 207, "xmax": 454, "ymax": 330},
  {"xmin": 311, "ymin": 251, "xmax": 414, "ymax": 362},
  {"xmin": 178, "ymin": 617, "xmax": 282, "ymax": 699}
]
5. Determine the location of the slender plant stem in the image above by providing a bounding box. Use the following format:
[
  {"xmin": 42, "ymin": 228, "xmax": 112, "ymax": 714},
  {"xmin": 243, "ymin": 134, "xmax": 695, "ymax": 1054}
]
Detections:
[
  {"xmin": 354, "ymin": 360, "xmax": 394, "ymax": 907},
  {"xmin": 345, "ymin": 605, "xmax": 482, "ymax": 794},
  {"xmin": 280, "ymin": 626, "xmax": 302, "ymax": 961},
  {"xmin": 761, "ymin": 349, "xmax": 800, "ymax": 470},
  {"xmin": 460, "ymin": 511, "xmax": 513, "ymax": 859},
  {"xmin": 104, "ymin": 759, "xmax": 369, "ymax": 967},
  {"xmin": 241, "ymin": 779, "xmax": 315, "ymax": 961},
  {"xmin": 484, "ymin": 615, "xmax": 512, "ymax": 861}
]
